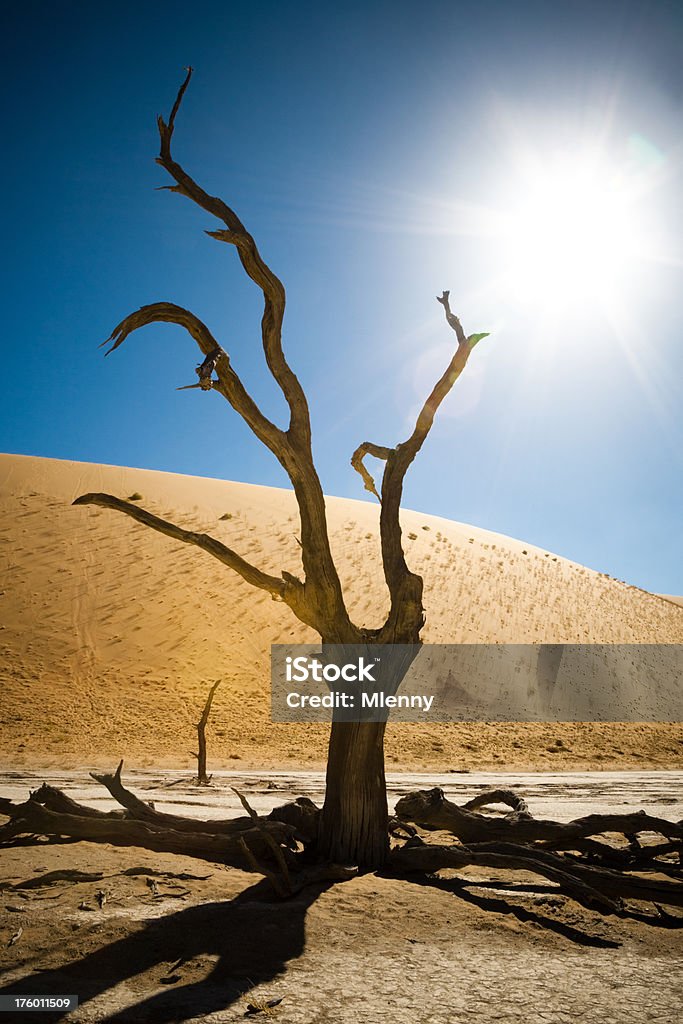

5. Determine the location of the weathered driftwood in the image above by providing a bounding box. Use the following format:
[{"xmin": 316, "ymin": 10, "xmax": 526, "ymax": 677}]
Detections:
[
  {"xmin": 87, "ymin": 761, "xmax": 299, "ymax": 841},
  {"xmin": 389, "ymin": 840, "xmax": 621, "ymax": 911},
  {"xmin": 390, "ymin": 839, "xmax": 683, "ymax": 909},
  {"xmin": 462, "ymin": 789, "xmax": 530, "ymax": 816},
  {"xmin": 27, "ymin": 785, "xmax": 126, "ymax": 820},
  {"xmin": 392, "ymin": 786, "xmax": 683, "ymax": 910}
]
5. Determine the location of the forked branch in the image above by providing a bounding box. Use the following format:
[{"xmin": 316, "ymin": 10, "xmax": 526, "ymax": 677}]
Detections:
[
  {"xmin": 352, "ymin": 292, "xmax": 490, "ymax": 639},
  {"xmin": 86, "ymin": 71, "xmax": 353, "ymax": 640}
]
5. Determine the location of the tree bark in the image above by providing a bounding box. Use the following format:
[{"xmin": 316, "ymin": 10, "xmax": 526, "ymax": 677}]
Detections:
[
  {"xmin": 317, "ymin": 721, "xmax": 389, "ymax": 868},
  {"xmin": 316, "ymin": 643, "xmax": 420, "ymax": 867}
]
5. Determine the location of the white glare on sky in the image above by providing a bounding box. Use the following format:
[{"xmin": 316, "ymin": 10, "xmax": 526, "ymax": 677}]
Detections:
[{"xmin": 497, "ymin": 152, "xmax": 642, "ymax": 312}]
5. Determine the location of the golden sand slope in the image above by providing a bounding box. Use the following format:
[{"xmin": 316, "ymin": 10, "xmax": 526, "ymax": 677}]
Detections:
[{"xmin": 0, "ymin": 453, "xmax": 681, "ymax": 770}]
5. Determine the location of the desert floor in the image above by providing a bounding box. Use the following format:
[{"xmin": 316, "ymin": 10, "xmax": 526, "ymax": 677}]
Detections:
[{"xmin": 1, "ymin": 769, "xmax": 682, "ymax": 1023}]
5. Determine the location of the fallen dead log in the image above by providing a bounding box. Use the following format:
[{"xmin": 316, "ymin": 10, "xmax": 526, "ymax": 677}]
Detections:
[
  {"xmin": 539, "ymin": 836, "xmax": 683, "ymax": 877},
  {"xmin": 395, "ymin": 787, "xmax": 683, "ymax": 844},
  {"xmin": 390, "ymin": 837, "xmax": 683, "ymax": 909},
  {"xmin": 389, "ymin": 839, "xmax": 621, "ymax": 912},
  {"xmin": 0, "ymin": 797, "xmax": 295, "ymax": 870},
  {"xmin": 462, "ymin": 789, "xmax": 530, "ymax": 816},
  {"xmin": 2, "ymin": 773, "xmax": 681, "ymax": 913},
  {"xmin": 31, "ymin": 784, "xmax": 126, "ymax": 820},
  {"xmin": 84, "ymin": 761, "xmax": 308, "ymax": 841}
]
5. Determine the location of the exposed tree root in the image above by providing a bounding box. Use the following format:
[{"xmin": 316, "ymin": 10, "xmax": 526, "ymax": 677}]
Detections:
[{"xmin": 1, "ymin": 773, "xmax": 681, "ymax": 917}]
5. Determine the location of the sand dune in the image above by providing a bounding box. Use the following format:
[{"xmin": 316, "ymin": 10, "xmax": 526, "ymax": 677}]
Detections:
[{"xmin": 0, "ymin": 453, "xmax": 681, "ymax": 770}]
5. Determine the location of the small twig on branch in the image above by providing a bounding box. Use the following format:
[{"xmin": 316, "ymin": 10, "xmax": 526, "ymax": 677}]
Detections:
[
  {"xmin": 177, "ymin": 345, "xmax": 224, "ymax": 392},
  {"xmin": 436, "ymin": 290, "xmax": 467, "ymax": 345}
]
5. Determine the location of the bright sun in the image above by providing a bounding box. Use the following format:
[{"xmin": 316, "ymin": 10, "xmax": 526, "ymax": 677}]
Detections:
[{"xmin": 497, "ymin": 152, "xmax": 643, "ymax": 313}]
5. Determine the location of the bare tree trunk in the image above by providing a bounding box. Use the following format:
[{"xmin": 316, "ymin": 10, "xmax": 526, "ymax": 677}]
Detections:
[
  {"xmin": 317, "ymin": 721, "xmax": 389, "ymax": 868},
  {"xmin": 316, "ymin": 643, "xmax": 421, "ymax": 867}
]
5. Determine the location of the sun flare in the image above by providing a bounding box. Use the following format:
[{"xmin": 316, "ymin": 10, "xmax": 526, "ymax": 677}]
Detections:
[{"xmin": 497, "ymin": 152, "xmax": 644, "ymax": 313}]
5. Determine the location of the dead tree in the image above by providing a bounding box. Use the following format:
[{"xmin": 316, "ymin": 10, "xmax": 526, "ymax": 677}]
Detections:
[
  {"xmin": 2, "ymin": 73, "xmax": 681, "ymax": 915},
  {"xmin": 191, "ymin": 680, "xmax": 221, "ymax": 785},
  {"xmin": 70, "ymin": 68, "xmax": 489, "ymax": 868}
]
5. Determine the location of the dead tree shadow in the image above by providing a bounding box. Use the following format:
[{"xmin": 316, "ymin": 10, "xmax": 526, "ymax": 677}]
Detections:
[
  {"xmin": 0, "ymin": 877, "xmax": 328, "ymax": 1023},
  {"xmin": 392, "ymin": 872, "xmax": 621, "ymax": 948}
]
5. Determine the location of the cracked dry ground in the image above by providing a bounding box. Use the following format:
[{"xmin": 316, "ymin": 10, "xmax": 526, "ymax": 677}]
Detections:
[{"xmin": 1, "ymin": 841, "xmax": 681, "ymax": 1023}]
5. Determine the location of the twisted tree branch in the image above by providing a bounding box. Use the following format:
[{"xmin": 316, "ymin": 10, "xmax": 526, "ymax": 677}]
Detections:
[
  {"xmin": 350, "ymin": 442, "xmax": 391, "ymax": 501},
  {"xmin": 71, "ymin": 492, "xmax": 328, "ymax": 629},
  {"xmin": 395, "ymin": 787, "xmax": 683, "ymax": 844},
  {"xmin": 351, "ymin": 293, "xmax": 489, "ymax": 640},
  {"xmin": 156, "ymin": 67, "xmax": 308, "ymax": 445},
  {"xmin": 89, "ymin": 69, "xmax": 354, "ymax": 640},
  {"xmin": 101, "ymin": 302, "xmax": 285, "ymax": 457}
]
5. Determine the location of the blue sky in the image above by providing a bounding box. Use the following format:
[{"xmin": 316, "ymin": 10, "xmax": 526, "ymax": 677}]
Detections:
[{"xmin": 1, "ymin": 0, "xmax": 682, "ymax": 593}]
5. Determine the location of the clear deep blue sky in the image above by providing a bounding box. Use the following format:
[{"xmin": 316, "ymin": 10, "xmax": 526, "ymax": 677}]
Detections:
[{"xmin": 1, "ymin": 0, "xmax": 681, "ymax": 593}]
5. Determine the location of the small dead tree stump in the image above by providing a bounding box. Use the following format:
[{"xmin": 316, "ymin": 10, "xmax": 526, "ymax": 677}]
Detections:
[{"xmin": 191, "ymin": 680, "xmax": 221, "ymax": 785}]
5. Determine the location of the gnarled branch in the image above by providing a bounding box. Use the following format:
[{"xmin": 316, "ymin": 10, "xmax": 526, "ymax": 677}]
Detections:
[
  {"xmin": 156, "ymin": 67, "xmax": 309, "ymax": 446},
  {"xmin": 350, "ymin": 442, "xmax": 391, "ymax": 501},
  {"xmin": 92, "ymin": 71, "xmax": 354, "ymax": 641},
  {"xmin": 395, "ymin": 787, "xmax": 683, "ymax": 845},
  {"xmin": 102, "ymin": 302, "xmax": 285, "ymax": 458},
  {"xmin": 352, "ymin": 293, "xmax": 489, "ymax": 640},
  {"xmin": 390, "ymin": 839, "xmax": 621, "ymax": 912},
  {"xmin": 83, "ymin": 762, "xmax": 297, "ymax": 845},
  {"xmin": 0, "ymin": 797, "xmax": 292, "ymax": 869},
  {"xmin": 71, "ymin": 492, "xmax": 325, "ymax": 622}
]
